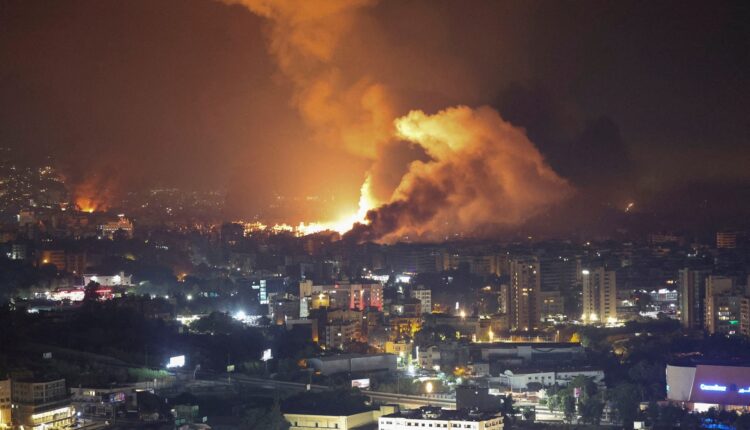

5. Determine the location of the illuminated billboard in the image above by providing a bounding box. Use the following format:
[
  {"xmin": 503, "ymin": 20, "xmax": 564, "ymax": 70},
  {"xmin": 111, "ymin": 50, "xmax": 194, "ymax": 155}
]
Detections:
[
  {"xmin": 261, "ymin": 349, "xmax": 273, "ymax": 362},
  {"xmin": 351, "ymin": 378, "xmax": 370, "ymax": 389},
  {"xmin": 167, "ymin": 355, "xmax": 186, "ymax": 368},
  {"xmin": 667, "ymin": 364, "xmax": 750, "ymax": 407}
]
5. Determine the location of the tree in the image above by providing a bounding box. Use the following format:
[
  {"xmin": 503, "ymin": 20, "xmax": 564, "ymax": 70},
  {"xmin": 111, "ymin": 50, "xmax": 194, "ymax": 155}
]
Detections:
[
  {"xmin": 522, "ymin": 407, "xmax": 536, "ymax": 422},
  {"xmin": 628, "ymin": 360, "xmax": 665, "ymax": 400},
  {"xmin": 579, "ymin": 396, "xmax": 604, "ymax": 425},
  {"xmin": 83, "ymin": 281, "xmax": 101, "ymax": 303},
  {"xmin": 191, "ymin": 311, "xmax": 240, "ymax": 335},
  {"xmin": 562, "ymin": 393, "xmax": 576, "ymax": 423},
  {"xmin": 242, "ymin": 402, "xmax": 289, "ymax": 430},
  {"xmin": 609, "ymin": 382, "xmax": 641, "ymax": 428},
  {"xmin": 499, "ymin": 394, "xmax": 515, "ymax": 420}
]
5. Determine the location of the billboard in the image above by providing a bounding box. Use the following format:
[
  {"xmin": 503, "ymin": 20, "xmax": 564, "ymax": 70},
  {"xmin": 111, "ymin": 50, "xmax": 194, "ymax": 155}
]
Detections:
[
  {"xmin": 351, "ymin": 378, "xmax": 371, "ymax": 389},
  {"xmin": 667, "ymin": 364, "xmax": 750, "ymax": 406},
  {"xmin": 109, "ymin": 392, "xmax": 126, "ymax": 403},
  {"xmin": 167, "ymin": 355, "xmax": 186, "ymax": 368},
  {"xmin": 261, "ymin": 349, "xmax": 273, "ymax": 362}
]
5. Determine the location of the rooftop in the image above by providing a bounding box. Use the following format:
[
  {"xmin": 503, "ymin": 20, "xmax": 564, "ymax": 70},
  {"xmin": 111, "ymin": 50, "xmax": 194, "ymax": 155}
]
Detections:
[
  {"xmin": 310, "ymin": 353, "xmax": 394, "ymax": 362},
  {"xmin": 383, "ymin": 407, "xmax": 501, "ymax": 422}
]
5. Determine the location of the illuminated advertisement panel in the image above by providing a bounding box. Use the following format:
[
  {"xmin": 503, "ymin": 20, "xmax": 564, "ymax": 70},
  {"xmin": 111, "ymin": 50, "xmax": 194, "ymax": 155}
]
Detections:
[{"xmin": 668, "ymin": 364, "xmax": 750, "ymax": 406}]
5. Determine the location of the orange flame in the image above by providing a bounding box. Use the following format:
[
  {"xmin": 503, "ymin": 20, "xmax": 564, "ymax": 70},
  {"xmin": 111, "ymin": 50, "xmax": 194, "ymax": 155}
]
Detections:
[
  {"xmin": 297, "ymin": 174, "xmax": 377, "ymax": 235},
  {"xmin": 75, "ymin": 197, "xmax": 102, "ymax": 213}
]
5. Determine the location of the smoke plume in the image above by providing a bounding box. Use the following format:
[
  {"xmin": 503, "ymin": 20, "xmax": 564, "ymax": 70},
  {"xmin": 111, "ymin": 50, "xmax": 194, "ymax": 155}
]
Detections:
[
  {"xmin": 223, "ymin": 0, "xmax": 394, "ymax": 160},
  {"xmin": 348, "ymin": 106, "xmax": 574, "ymax": 242},
  {"xmin": 225, "ymin": 0, "xmax": 575, "ymax": 242}
]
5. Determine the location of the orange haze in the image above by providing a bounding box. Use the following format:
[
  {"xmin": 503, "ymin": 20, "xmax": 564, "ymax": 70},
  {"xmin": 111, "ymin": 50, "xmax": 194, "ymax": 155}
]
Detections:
[{"xmin": 224, "ymin": 0, "xmax": 575, "ymax": 241}]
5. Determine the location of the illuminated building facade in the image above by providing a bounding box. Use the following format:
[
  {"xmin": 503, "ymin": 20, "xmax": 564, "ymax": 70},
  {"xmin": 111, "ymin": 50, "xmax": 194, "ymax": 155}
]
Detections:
[
  {"xmin": 299, "ymin": 281, "xmax": 383, "ymax": 315},
  {"xmin": 83, "ymin": 271, "xmax": 131, "ymax": 287},
  {"xmin": 539, "ymin": 290, "xmax": 565, "ymax": 321},
  {"xmin": 409, "ymin": 287, "xmax": 432, "ymax": 314},
  {"xmin": 0, "ymin": 379, "xmax": 10, "ymax": 429},
  {"xmin": 704, "ymin": 276, "xmax": 740, "ymax": 334},
  {"xmin": 741, "ymin": 297, "xmax": 750, "ymax": 337},
  {"xmin": 379, "ymin": 407, "xmax": 504, "ymax": 430},
  {"xmin": 666, "ymin": 363, "xmax": 750, "ymax": 412},
  {"xmin": 716, "ymin": 231, "xmax": 738, "ymax": 249},
  {"xmin": 99, "ymin": 215, "xmax": 134, "ymax": 239},
  {"xmin": 11, "ymin": 378, "xmax": 75, "ymax": 430},
  {"xmin": 509, "ymin": 257, "xmax": 541, "ymax": 331},
  {"xmin": 37, "ymin": 250, "xmax": 87, "ymax": 274},
  {"xmin": 581, "ymin": 268, "xmax": 617, "ymax": 324},
  {"xmin": 284, "ymin": 405, "xmax": 397, "ymax": 430}
]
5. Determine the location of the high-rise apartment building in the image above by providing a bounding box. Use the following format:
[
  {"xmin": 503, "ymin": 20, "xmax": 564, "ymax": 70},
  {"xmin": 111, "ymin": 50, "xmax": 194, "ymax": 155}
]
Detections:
[
  {"xmin": 679, "ymin": 269, "xmax": 710, "ymax": 330},
  {"xmin": 509, "ymin": 257, "xmax": 541, "ymax": 331},
  {"xmin": 581, "ymin": 268, "xmax": 617, "ymax": 324},
  {"xmin": 704, "ymin": 275, "xmax": 741, "ymax": 334}
]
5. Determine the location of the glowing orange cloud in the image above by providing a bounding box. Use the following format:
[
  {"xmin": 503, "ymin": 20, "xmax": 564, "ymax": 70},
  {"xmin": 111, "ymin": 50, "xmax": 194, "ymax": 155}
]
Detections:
[
  {"xmin": 224, "ymin": 1, "xmax": 575, "ymax": 242},
  {"xmin": 349, "ymin": 106, "xmax": 575, "ymax": 242}
]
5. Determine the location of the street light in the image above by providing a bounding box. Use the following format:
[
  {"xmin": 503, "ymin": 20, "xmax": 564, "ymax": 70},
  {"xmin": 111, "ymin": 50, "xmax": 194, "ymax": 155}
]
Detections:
[{"xmin": 425, "ymin": 381, "xmax": 434, "ymax": 394}]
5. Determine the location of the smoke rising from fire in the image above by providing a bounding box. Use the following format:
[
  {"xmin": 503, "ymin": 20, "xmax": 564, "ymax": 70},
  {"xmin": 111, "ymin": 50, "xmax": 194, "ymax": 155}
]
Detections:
[
  {"xmin": 223, "ymin": 0, "xmax": 394, "ymax": 161},
  {"xmin": 349, "ymin": 106, "xmax": 574, "ymax": 242},
  {"xmin": 224, "ymin": 0, "xmax": 575, "ymax": 242}
]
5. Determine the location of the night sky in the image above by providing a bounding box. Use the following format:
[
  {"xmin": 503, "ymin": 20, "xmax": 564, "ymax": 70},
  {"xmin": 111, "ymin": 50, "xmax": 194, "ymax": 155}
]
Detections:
[{"xmin": 1, "ymin": 0, "xmax": 748, "ymax": 231}]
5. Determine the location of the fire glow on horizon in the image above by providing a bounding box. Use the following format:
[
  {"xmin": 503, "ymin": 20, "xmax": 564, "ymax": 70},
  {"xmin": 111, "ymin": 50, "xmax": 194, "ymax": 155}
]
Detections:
[{"xmin": 243, "ymin": 175, "xmax": 377, "ymax": 236}]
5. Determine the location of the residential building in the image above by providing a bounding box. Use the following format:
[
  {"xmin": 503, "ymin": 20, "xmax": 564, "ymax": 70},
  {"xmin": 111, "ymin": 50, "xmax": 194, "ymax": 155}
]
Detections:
[
  {"xmin": 716, "ymin": 231, "xmax": 738, "ymax": 249},
  {"xmin": 741, "ymin": 297, "xmax": 750, "ymax": 337},
  {"xmin": 704, "ymin": 276, "xmax": 740, "ymax": 334},
  {"xmin": 509, "ymin": 257, "xmax": 541, "ymax": 331},
  {"xmin": 539, "ymin": 291, "xmax": 565, "ymax": 321},
  {"xmin": 581, "ymin": 268, "xmax": 617, "ymax": 324},
  {"xmin": 679, "ymin": 268, "xmax": 709, "ymax": 330},
  {"xmin": 410, "ymin": 287, "xmax": 432, "ymax": 314},
  {"xmin": 37, "ymin": 250, "xmax": 87, "ymax": 274}
]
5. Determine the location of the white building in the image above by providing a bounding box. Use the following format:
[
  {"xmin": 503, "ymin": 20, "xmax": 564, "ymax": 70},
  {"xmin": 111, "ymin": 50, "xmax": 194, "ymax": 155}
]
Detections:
[
  {"xmin": 495, "ymin": 368, "xmax": 604, "ymax": 390},
  {"xmin": 83, "ymin": 271, "xmax": 132, "ymax": 287},
  {"xmin": 379, "ymin": 407, "xmax": 503, "ymax": 430},
  {"xmin": 410, "ymin": 287, "xmax": 432, "ymax": 314}
]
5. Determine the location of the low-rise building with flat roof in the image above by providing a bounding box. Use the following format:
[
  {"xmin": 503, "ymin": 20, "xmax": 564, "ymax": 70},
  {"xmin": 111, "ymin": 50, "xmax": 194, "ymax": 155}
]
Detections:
[
  {"xmin": 305, "ymin": 354, "xmax": 397, "ymax": 376},
  {"xmin": 11, "ymin": 378, "xmax": 75, "ymax": 430},
  {"xmin": 379, "ymin": 407, "xmax": 503, "ymax": 430},
  {"xmin": 284, "ymin": 404, "xmax": 396, "ymax": 430}
]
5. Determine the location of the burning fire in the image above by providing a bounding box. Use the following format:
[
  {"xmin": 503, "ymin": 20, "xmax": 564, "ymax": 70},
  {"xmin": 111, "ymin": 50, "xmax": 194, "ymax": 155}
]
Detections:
[
  {"xmin": 241, "ymin": 176, "xmax": 377, "ymax": 237},
  {"xmin": 297, "ymin": 175, "xmax": 377, "ymax": 235},
  {"xmin": 75, "ymin": 197, "xmax": 100, "ymax": 213}
]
